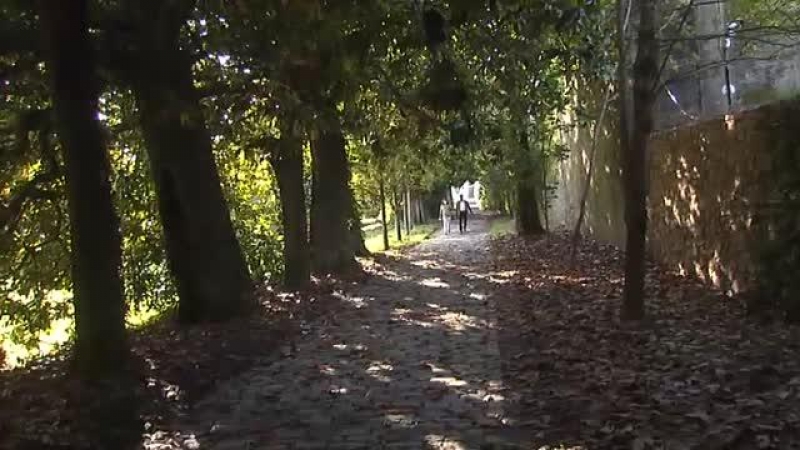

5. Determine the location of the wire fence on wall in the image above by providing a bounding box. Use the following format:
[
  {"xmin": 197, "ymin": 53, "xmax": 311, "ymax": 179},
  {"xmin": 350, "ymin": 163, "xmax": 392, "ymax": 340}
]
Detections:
[{"xmin": 653, "ymin": 0, "xmax": 800, "ymax": 131}]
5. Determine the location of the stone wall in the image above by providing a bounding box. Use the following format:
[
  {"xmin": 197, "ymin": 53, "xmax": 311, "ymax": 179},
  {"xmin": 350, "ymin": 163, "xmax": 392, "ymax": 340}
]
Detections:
[
  {"xmin": 551, "ymin": 100, "xmax": 794, "ymax": 294},
  {"xmin": 549, "ymin": 86, "xmax": 627, "ymax": 247},
  {"xmin": 647, "ymin": 106, "xmax": 778, "ymax": 294}
]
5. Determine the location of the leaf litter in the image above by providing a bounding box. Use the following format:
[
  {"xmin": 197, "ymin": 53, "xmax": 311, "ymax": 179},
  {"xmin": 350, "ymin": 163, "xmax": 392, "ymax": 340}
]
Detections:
[
  {"xmin": 491, "ymin": 232, "xmax": 800, "ymax": 450},
  {"xmin": 3, "ymin": 231, "xmax": 800, "ymax": 449},
  {"xmin": 0, "ymin": 282, "xmax": 344, "ymax": 450}
]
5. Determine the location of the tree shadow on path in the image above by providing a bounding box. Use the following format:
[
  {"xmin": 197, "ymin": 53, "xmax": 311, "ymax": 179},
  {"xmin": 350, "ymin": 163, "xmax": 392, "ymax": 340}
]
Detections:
[{"xmin": 162, "ymin": 217, "xmax": 553, "ymax": 449}]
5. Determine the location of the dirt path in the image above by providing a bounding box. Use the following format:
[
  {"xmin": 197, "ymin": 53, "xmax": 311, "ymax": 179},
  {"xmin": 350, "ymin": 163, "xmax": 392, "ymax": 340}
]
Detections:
[{"xmin": 167, "ymin": 217, "xmax": 525, "ymax": 449}]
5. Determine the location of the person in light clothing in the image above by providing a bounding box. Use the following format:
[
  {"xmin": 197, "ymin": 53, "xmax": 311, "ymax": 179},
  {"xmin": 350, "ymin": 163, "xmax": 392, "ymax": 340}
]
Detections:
[
  {"xmin": 456, "ymin": 194, "xmax": 473, "ymax": 233},
  {"xmin": 439, "ymin": 199, "xmax": 451, "ymax": 234}
]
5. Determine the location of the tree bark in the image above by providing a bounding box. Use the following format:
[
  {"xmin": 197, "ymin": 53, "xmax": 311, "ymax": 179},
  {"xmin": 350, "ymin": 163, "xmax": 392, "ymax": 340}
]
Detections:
[
  {"xmin": 542, "ymin": 161, "xmax": 549, "ymax": 232},
  {"xmin": 621, "ymin": 0, "xmax": 658, "ymax": 321},
  {"xmin": 515, "ymin": 130, "xmax": 545, "ymax": 236},
  {"xmin": 129, "ymin": 3, "xmax": 252, "ymax": 323},
  {"xmin": 309, "ymin": 121, "xmax": 358, "ymax": 274},
  {"xmin": 348, "ymin": 189, "xmax": 369, "ymax": 257},
  {"xmin": 270, "ymin": 130, "xmax": 310, "ymax": 291},
  {"xmin": 39, "ymin": 0, "xmax": 128, "ymax": 378},
  {"xmin": 393, "ymin": 189, "xmax": 403, "ymax": 242},
  {"xmin": 379, "ymin": 171, "xmax": 390, "ymax": 251},
  {"xmin": 515, "ymin": 177, "xmax": 545, "ymax": 236},
  {"xmin": 404, "ymin": 187, "xmax": 412, "ymax": 235}
]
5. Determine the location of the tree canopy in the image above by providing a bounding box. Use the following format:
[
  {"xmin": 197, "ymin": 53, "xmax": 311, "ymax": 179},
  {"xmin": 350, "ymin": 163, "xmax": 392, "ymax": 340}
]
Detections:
[{"xmin": 3, "ymin": 0, "xmax": 795, "ymax": 381}]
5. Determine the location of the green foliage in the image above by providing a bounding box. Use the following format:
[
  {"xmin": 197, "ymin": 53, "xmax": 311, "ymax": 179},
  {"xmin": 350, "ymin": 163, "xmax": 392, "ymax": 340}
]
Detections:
[
  {"xmin": 489, "ymin": 217, "xmax": 516, "ymax": 237},
  {"xmin": 365, "ymin": 223, "xmax": 438, "ymax": 254},
  {"xmin": 481, "ymin": 166, "xmax": 514, "ymax": 212},
  {"xmin": 1, "ymin": 94, "xmax": 286, "ymax": 365},
  {"xmin": 1, "ymin": 0, "xmax": 622, "ymax": 364},
  {"xmin": 420, "ymin": 58, "xmax": 468, "ymax": 113},
  {"xmin": 730, "ymin": 0, "xmax": 800, "ymax": 27},
  {"xmin": 217, "ymin": 146, "xmax": 284, "ymax": 285},
  {"xmin": 114, "ymin": 143, "xmax": 173, "ymax": 311},
  {"xmin": 0, "ymin": 3, "xmax": 67, "ymax": 351}
]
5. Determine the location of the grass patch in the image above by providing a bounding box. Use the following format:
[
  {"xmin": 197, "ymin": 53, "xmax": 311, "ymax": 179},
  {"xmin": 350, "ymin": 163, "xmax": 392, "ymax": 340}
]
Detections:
[
  {"xmin": 489, "ymin": 216, "xmax": 516, "ymax": 237},
  {"xmin": 365, "ymin": 223, "xmax": 439, "ymax": 253}
]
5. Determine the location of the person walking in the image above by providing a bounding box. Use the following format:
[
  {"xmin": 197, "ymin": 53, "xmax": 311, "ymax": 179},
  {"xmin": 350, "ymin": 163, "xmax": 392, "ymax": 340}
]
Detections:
[
  {"xmin": 456, "ymin": 194, "xmax": 473, "ymax": 233},
  {"xmin": 439, "ymin": 198, "xmax": 451, "ymax": 234}
]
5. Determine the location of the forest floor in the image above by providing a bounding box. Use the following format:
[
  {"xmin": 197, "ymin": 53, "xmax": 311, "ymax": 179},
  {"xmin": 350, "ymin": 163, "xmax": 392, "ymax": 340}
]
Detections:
[{"xmin": 3, "ymin": 215, "xmax": 800, "ymax": 449}]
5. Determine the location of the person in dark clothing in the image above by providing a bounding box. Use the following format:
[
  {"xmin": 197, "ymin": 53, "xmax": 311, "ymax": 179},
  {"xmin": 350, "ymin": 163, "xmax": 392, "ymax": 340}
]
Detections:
[{"xmin": 456, "ymin": 194, "xmax": 473, "ymax": 233}]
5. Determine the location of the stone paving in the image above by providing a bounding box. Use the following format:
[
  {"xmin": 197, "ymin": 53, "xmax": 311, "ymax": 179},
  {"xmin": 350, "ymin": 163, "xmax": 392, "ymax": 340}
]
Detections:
[{"xmin": 171, "ymin": 218, "xmax": 526, "ymax": 449}]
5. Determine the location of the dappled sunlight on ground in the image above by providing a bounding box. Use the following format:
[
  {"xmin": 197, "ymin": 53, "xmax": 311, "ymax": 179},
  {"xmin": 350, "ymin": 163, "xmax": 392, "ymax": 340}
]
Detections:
[
  {"xmin": 137, "ymin": 217, "xmax": 540, "ymax": 449},
  {"xmin": 12, "ymin": 217, "xmax": 742, "ymax": 449},
  {"xmin": 0, "ymin": 285, "xmax": 342, "ymax": 449},
  {"xmin": 419, "ymin": 277, "xmax": 451, "ymax": 289},
  {"xmin": 491, "ymin": 231, "xmax": 800, "ymax": 449}
]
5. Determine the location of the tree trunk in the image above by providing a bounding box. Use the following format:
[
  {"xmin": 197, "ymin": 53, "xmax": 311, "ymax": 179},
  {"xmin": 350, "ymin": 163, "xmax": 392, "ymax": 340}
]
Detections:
[
  {"xmin": 618, "ymin": 0, "xmax": 635, "ymax": 150},
  {"xmin": 310, "ymin": 122, "xmax": 358, "ymax": 274},
  {"xmin": 130, "ymin": 6, "xmax": 252, "ymax": 323},
  {"xmin": 348, "ymin": 190, "xmax": 369, "ymax": 257},
  {"xmin": 379, "ymin": 171, "xmax": 390, "ymax": 251},
  {"xmin": 621, "ymin": 0, "xmax": 658, "ymax": 321},
  {"xmin": 515, "ymin": 130, "xmax": 545, "ymax": 236},
  {"xmin": 39, "ymin": 0, "xmax": 128, "ymax": 378},
  {"xmin": 393, "ymin": 189, "xmax": 403, "ymax": 242},
  {"xmin": 404, "ymin": 187, "xmax": 412, "ymax": 235},
  {"xmin": 542, "ymin": 164, "xmax": 550, "ymax": 232},
  {"xmin": 270, "ymin": 131, "xmax": 310, "ymax": 291},
  {"xmin": 515, "ymin": 177, "xmax": 545, "ymax": 236}
]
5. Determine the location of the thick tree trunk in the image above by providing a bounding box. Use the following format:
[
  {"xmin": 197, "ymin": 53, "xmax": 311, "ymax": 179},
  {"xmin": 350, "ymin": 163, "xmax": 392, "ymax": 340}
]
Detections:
[
  {"xmin": 270, "ymin": 132, "xmax": 310, "ymax": 290},
  {"xmin": 130, "ymin": 7, "xmax": 252, "ymax": 323},
  {"xmin": 515, "ymin": 130, "xmax": 545, "ymax": 236},
  {"xmin": 622, "ymin": 0, "xmax": 658, "ymax": 321},
  {"xmin": 39, "ymin": 0, "xmax": 128, "ymax": 378},
  {"xmin": 618, "ymin": 0, "xmax": 635, "ymax": 150},
  {"xmin": 515, "ymin": 177, "xmax": 545, "ymax": 236},
  {"xmin": 348, "ymin": 190, "xmax": 369, "ymax": 257},
  {"xmin": 379, "ymin": 172, "xmax": 390, "ymax": 251},
  {"xmin": 310, "ymin": 123, "xmax": 358, "ymax": 274}
]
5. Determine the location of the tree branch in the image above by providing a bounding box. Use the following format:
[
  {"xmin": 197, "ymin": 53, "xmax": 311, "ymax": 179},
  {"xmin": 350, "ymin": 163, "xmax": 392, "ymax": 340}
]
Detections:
[
  {"xmin": 656, "ymin": 53, "xmax": 793, "ymax": 91},
  {"xmin": 1, "ymin": 114, "xmax": 61, "ymax": 238},
  {"xmin": 374, "ymin": 64, "xmax": 444, "ymax": 128}
]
